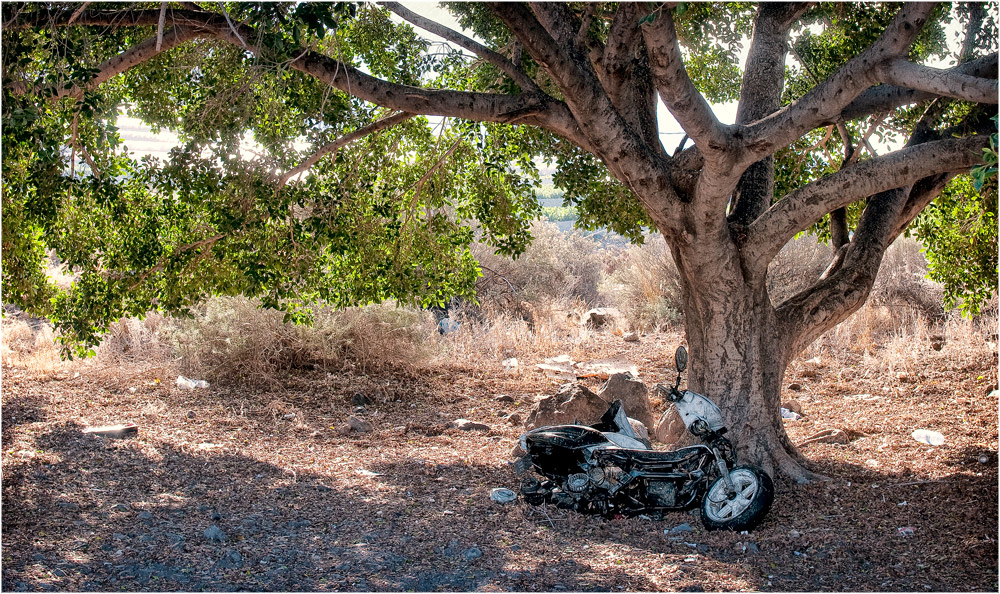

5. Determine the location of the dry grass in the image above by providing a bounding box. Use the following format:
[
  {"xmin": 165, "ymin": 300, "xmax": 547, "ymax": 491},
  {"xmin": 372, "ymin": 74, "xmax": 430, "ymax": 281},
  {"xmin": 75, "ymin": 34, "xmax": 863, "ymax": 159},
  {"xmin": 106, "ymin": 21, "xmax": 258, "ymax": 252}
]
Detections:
[
  {"xmin": 469, "ymin": 222, "xmax": 606, "ymax": 321},
  {"xmin": 162, "ymin": 297, "xmax": 437, "ymax": 387},
  {"xmin": 1, "ymin": 317, "xmax": 62, "ymax": 376},
  {"xmin": 603, "ymin": 235, "xmax": 683, "ymax": 332}
]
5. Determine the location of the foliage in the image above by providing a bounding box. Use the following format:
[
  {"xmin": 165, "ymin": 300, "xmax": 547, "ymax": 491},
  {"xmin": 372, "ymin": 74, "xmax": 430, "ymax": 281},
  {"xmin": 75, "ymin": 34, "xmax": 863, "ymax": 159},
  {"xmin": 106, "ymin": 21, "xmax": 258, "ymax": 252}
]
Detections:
[{"xmin": 1, "ymin": 1, "xmax": 995, "ymax": 357}]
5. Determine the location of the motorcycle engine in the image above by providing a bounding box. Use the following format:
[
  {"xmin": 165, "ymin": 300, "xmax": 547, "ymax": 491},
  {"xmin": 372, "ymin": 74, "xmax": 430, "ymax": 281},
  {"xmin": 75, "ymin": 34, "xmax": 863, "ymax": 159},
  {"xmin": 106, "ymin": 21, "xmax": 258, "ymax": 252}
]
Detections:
[{"xmin": 645, "ymin": 480, "xmax": 677, "ymax": 507}]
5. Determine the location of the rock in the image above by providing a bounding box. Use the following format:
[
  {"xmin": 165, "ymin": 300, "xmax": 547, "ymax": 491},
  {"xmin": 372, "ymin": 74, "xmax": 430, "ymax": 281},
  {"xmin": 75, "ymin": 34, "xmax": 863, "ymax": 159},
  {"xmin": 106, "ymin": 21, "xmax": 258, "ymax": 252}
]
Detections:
[
  {"xmin": 187, "ymin": 410, "xmax": 196, "ymax": 419},
  {"xmin": 653, "ymin": 407, "xmax": 688, "ymax": 445},
  {"xmin": 501, "ymin": 358, "xmax": 519, "ymax": 371},
  {"xmin": 930, "ymin": 335, "xmax": 945, "ymax": 351},
  {"xmin": 56, "ymin": 501, "xmax": 80, "ymax": 511},
  {"xmin": 798, "ymin": 428, "xmax": 850, "ymax": 447},
  {"xmin": 111, "ymin": 503, "xmax": 131, "ymax": 512},
  {"xmin": 597, "ymin": 373, "xmax": 654, "ymax": 428},
  {"xmin": 449, "ymin": 419, "xmax": 491, "ymax": 431},
  {"xmin": 352, "ymin": 393, "xmax": 373, "ymax": 407},
  {"xmin": 494, "ymin": 394, "xmax": 515, "ymax": 403},
  {"xmin": 782, "ymin": 399, "xmax": 803, "ymax": 416},
  {"xmin": 745, "ymin": 542, "xmax": 760, "ymax": 554},
  {"xmin": 622, "ymin": 332, "xmax": 640, "ymax": 343},
  {"xmin": 215, "ymin": 549, "xmax": 243, "ymax": 570},
  {"xmin": 203, "ymin": 525, "xmax": 227, "ymax": 543},
  {"xmin": 668, "ymin": 523, "xmax": 694, "ymax": 534},
  {"xmin": 787, "ymin": 383, "xmax": 802, "ymax": 391},
  {"xmin": 788, "ymin": 529, "xmax": 801, "ymax": 538},
  {"xmin": 348, "ymin": 416, "xmax": 374, "ymax": 433},
  {"xmin": 628, "ymin": 418, "xmax": 651, "ymax": 447},
  {"xmin": 137, "ymin": 511, "xmax": 154, "ymax": 523},
  {"xmin": 524, "ymin": 383, "xmax": 608, "ymax": 429},
  {"xmin": 463, "ymin": 546, "xmax": 483, "ymax": 561},
  {"xmin": 507, "ymin": 413, "xmax": 524, "ymax": 426},
  {"xmin": 583, "ymin": 308, "xmax": 616, "ymax": 328}
]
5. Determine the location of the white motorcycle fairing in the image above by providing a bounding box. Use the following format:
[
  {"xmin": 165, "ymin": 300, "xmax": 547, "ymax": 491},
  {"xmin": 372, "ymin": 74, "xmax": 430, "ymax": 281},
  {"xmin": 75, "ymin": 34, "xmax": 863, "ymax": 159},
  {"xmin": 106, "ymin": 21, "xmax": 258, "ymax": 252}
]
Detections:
[{"xmin": 673, "ymin": 390, "xmax": 726, "ymax": 432}]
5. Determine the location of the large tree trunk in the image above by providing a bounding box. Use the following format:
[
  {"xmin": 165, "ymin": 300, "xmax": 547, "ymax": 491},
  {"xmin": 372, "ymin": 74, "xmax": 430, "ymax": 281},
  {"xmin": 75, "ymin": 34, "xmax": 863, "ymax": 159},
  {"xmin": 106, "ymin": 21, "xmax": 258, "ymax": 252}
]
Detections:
[{"xmin": 666, "ymin": 233, "xmax": 825, "ymax": 483}]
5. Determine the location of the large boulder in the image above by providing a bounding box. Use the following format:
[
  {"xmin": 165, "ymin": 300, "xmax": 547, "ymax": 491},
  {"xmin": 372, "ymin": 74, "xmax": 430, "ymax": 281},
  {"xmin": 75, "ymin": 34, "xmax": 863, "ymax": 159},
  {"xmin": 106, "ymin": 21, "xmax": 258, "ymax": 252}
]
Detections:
[
  {"xmin": 583, "ymin": 308, "xmax": 618, "ymax": 328},
  {"xmin": 653, "ymin": 407, "xmax": 689, "ymax": 445},
  {"xmin": 596, "ymin": 373, "xmax": 654, "ymax": 428},
  {"xmin": 524, "ymin": 383, "xmax": 609, "ymax": 429}
]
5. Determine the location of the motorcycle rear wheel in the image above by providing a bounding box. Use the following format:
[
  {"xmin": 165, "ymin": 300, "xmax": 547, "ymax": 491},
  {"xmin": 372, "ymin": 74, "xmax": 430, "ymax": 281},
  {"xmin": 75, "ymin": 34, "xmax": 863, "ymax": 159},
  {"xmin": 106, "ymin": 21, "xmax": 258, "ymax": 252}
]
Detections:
[{"xmin": 700, "ymin": 465, "xmax": 774, "ymax": 531}]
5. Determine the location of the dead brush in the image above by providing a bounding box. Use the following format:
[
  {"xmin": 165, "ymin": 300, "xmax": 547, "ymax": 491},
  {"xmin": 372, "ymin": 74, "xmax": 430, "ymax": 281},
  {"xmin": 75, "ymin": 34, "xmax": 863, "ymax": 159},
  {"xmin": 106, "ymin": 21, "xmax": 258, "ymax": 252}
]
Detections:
[
  {"xmin": 97, "ymin": 313, "xmax": 172, "ymax": 365},
  {"xmin": 604, "ymin": 235, "xmax": 683, "ymax": 332},
  {"xmin": 164, "ymin": 297, "xmax": 437, "ymax": 387},
  {"xmin": 1, "ymin": 316, "xmax": 62, "ymax": 375},
  {"xmin": 468, "ymin": 221, "xmax": 606, "ymax": 321},
  {"xmin": 440, "ymin": 297, "xmax": 596, "ymax": 369}
]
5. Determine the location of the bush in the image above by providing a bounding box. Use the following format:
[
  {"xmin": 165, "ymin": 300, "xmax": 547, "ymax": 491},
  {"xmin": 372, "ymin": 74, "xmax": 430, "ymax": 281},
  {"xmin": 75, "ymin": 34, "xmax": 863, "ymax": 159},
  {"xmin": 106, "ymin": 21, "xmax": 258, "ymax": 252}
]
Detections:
[
  {"xmin": 603, "ymin": 235, "xmax": 683, "ymax": 331},
  {"xmin": 468, "ymin": 221, "xmax": 605, "ymax": 319},
  {"xmin": 163, "ymin": 297, "xmax": 435, "ymax": 386}
]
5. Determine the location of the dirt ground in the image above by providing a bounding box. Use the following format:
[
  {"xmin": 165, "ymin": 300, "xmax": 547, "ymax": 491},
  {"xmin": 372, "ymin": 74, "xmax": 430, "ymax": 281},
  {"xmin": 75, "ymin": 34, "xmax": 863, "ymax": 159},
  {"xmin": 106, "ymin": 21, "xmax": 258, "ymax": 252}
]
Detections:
[{"xmin": 2, "ymin": 328, "xmax": 997, "ymax": 592}]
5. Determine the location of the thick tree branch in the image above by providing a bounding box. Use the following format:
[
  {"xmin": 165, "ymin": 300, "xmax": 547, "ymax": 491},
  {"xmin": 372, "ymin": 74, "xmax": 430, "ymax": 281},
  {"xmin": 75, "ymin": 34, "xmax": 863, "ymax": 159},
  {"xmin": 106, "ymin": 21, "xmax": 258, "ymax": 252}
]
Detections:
[
  {"xmin": 488, "ymin": 2, "xmax": 680, "ymax": 218},
  {"xmin": 729, "ymin": 3, "xmax": 813, "ymax": 227},
  {"xmin": 277, "ymin": 111, "xmax": 414, "ymax": 188},
  {"xmin": 380, "ymin": 2, "xmax": 539, "ymax": 92},
  {"xmin": 880, "ymin": 58, "xmax": 998, "ymax": 104},
  {"xmin": 640, "ymin": 6, "xmax": 730, "ymax": 157},
  {"xmin": 744, "ymin": 134, "xmax": 990, "ymax": 270},
  {"xmin": 6, "ymin": 25, "xmax": 203, "ymax": 99},
  {"xmin": 777, "ymin": 186, "xmax": 910, "ymax": 356},
  {"xmin": 7, "ymin": 6, "xmax": 592, "ymax": 150},
  {"xmin": 738, "ymin": 3, "xmax": 936, "ymax": 164},
  {"xmin": 838, "ymin": 52, "xmax": 999, "ymax": 123}
]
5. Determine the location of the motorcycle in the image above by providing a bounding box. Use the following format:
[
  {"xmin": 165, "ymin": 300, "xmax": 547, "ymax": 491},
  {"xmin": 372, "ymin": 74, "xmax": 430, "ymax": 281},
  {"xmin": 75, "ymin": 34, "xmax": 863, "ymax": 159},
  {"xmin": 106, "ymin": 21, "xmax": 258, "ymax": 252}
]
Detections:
[{"xmin": 512, "ymin": 346, "xmax": 774, "ymax": 531}]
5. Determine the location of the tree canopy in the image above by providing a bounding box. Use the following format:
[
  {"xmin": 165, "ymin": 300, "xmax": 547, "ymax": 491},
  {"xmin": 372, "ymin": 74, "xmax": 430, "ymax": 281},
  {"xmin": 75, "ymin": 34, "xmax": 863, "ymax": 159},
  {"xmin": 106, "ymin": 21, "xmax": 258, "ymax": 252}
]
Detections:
[{"xmin": 1, "ymin": 3, "xmax": 995, "ymax": 370}]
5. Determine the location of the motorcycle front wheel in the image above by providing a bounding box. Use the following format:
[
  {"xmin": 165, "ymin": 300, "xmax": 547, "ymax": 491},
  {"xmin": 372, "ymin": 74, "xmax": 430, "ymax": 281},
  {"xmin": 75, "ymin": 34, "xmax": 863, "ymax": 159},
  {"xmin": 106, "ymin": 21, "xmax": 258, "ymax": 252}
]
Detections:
[{"xmin": 700, "ymin": 465, "xmax": 774, "ymax": 531}]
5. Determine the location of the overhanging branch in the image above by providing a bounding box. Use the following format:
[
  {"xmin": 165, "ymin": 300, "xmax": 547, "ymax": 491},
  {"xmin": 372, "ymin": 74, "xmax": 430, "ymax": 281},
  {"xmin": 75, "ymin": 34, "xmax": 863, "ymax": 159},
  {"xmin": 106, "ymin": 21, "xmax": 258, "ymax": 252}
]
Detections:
[{"xmin": 744, "ymin": 134, "xmax": 990, "ymax": 271}]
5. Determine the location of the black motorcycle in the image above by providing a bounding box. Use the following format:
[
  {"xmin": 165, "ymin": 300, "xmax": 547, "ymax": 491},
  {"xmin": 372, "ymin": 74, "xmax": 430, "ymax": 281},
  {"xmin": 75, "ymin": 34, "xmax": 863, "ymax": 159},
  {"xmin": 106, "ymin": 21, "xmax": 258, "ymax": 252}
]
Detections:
[{"xmin": 513, "ymin": 346, "xmax": 774, "ymax": 531}]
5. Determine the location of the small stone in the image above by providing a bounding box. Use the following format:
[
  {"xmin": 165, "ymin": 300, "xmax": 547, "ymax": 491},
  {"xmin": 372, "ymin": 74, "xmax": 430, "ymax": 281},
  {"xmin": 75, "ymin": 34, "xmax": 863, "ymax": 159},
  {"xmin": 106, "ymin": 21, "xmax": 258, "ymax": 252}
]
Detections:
[
  {"xmin": 187, "ymin": 411, "xmax": 196, "ymax": 419},
  {"xmin": 111, "ymin": 503, "xmax": 130, "ymax": 512},
  {"xmin": 745, "ymin": 542, "xmax": 761, "ymax": 554},
  {"xmin": 348, "ymin": 416, "xmax": 374, "ymax": 433},
  {"xmin": 788, "ymin": 529, "xmax": 801, "ymax": 538},
  {"xmin": 216, "ymin": 549, "xmax": 243, "ymax": 570},
  {"xmin": 56, "ymin": 501, "xmax": 80, "ymax": 511},
  {"xmin": 507, "ymin": 413, "xmax": 523, "ymax": 426},
  {"xmin": 203, "ymin": 525, "xmax": 227, "ymax": 543},
  {"xmin": 622, "ymin": 332, "xmax": 640, "ymax": 343},
  {"xmin": 783, "ymin": 399, "xmax": 803, "ymax": 416},
  {"xmin": 495, "ymin": 394, "xmax": 515, "ymax": 403},
  {"xmin": 448, "ymin": 419, "xmax": 491, "ymax": 431},
  {"xmin": 211, "ymin": 511, "xmax": 223, "ymax": 521},
  {"xmin": 352, "ymin": 393, "xmax": 373, "ymax": 407},
  {"xmin": 463, "ymin": 546, "xmax": 483, "ymax": 561},
  {"xmin": 113, "ymin": 533, "xmax": 127, "ymax": 540},
  {"xmin": 668, "ymin": 523, "xmax": 694, "ymax": 534},
  {"xmin": 787, "ymin": 383, "xmax": 802, "ymax": 391},
  {"xmin": 137, "ymin": 511, "xmax": 154, "ymax": 522}
]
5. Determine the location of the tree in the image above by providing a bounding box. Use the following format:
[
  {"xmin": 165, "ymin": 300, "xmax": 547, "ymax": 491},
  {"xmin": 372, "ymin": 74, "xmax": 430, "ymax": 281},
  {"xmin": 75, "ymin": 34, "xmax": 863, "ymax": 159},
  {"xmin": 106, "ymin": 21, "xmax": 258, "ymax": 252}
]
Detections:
[{"xmin": 2, "ymin": 2, "xmax": 997, "ymax": 480}]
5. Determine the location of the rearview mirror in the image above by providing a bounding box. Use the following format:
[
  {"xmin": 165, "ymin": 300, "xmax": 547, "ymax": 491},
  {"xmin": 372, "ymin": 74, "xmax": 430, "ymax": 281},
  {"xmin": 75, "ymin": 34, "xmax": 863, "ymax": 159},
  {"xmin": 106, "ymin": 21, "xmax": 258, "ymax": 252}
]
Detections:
[{"xmin": 674, "ymin": 346, "xmax": 688, "ymax": 373}]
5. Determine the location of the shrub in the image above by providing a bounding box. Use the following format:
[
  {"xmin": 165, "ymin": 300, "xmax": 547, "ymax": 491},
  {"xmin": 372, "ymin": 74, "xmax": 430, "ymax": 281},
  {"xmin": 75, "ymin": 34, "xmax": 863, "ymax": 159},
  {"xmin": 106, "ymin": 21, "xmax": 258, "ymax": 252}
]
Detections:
[
  {"xmin": 468, "ymin": 221, "xmax": 605, "ymax": 319},
  {"xmin": 163, "ymin": 297, "xmax": 436, "ymax": 386},
  {"xmin": 603, "ymin": 235, "xmax": 684, "ymax": 331}
]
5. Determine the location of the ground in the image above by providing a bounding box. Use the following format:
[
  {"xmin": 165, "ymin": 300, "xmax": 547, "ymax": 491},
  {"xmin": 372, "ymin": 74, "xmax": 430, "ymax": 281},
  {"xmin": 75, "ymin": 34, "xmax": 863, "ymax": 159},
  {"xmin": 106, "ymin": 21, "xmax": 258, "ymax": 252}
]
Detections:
[{"xmin": 2, "ymin": 327, "xmax": 997, "ymax": 592}]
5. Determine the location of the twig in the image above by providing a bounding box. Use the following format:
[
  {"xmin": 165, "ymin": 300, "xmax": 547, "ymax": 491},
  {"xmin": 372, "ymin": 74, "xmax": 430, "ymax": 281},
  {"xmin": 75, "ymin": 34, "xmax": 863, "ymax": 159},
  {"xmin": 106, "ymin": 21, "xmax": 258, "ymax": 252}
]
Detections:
[
  {"xmin": 156, "ymin": 2, "xmax": 167, "ymax": 51},
  {"xmin": 67, "ymin": 2, "xmax": 90, "ymax": 25},
  {"xmin": 889, "ymin": 479, "xmax": 955, "ymax": 487}
]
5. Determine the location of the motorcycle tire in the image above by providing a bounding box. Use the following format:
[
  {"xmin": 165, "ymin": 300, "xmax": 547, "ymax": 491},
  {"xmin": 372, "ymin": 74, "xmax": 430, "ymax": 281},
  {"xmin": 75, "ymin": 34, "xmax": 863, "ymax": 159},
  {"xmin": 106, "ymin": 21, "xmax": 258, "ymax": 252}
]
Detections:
[{"xmin": 700, "ymin": 465, "xmax": 774, "ymax": 532}]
